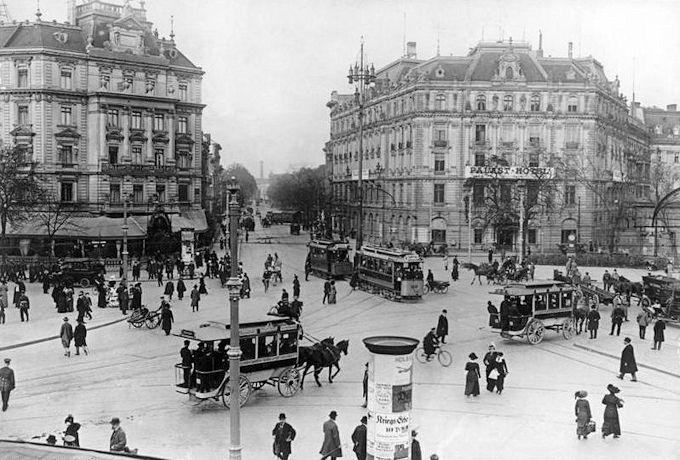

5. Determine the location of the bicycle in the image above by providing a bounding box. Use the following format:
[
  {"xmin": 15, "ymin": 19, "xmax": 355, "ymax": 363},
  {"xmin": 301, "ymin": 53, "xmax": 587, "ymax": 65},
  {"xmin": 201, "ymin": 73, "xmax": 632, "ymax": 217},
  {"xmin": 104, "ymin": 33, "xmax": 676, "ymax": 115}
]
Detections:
[{"xmin": 415, "ymin": 345, "xmax": 452, "ymax": 367}]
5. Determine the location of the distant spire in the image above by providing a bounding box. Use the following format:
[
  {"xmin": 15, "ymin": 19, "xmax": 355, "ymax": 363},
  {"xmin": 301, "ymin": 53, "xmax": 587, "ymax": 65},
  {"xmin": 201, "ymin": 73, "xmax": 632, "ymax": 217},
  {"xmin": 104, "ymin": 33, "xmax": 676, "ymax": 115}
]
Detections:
[
  {"xmin": 0, "ymin": 1, "xmax": 11, "ymax": 22},
  {"xmin": 170, "ymin": 15, "xmax": 175, "ymax": 41},
  {"xmin": 436, "ymin": 37, "xmax": 440, "ymax": 56},
  {"xmin": 35, "ymin": 0, "xmax": 42, "ymax": 21}
]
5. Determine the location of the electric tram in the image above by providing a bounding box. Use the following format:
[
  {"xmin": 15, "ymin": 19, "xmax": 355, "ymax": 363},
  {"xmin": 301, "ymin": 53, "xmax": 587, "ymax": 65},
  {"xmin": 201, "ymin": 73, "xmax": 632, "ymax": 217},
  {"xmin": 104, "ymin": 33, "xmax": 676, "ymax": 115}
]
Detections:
[{"xmin": 355, "ymin": 246, "xmax": 424, "ymax": 301}]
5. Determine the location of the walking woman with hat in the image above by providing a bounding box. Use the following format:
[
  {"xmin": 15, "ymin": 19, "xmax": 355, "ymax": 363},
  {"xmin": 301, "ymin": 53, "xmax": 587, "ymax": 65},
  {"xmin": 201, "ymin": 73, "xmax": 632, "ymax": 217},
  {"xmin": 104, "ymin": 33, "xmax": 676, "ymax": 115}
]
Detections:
[
  {"xmin": 574, "ymin": 391, "xmax": 592, "ymax": 439},
  {"xmin": 464, "ymin": 353, "xmax": 481, "ymax": 397},
  {"xmin": 602, "ymin": 384, "xmax": 624, "ymax": 439}
]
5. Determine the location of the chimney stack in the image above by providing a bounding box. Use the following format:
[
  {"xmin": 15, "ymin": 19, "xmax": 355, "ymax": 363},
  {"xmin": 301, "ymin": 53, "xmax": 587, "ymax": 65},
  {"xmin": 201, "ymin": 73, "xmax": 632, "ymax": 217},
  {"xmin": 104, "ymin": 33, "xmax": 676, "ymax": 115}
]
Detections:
[
  {"xmin": 406, "ymin": 41, "xmax": 417, "ymax": 58},
  {"xmin": 67, "ymin": 0, "xmax": 76, "ymax": 25},
  {"xmin": 667, "ymin": 104, "xmax": 677, "ymax": 111},
  {"xmin": 537, "ymin": 30, "xmax": 543, "ymax": 57},
  {"xmin": 568, "ymin": 42, "xmax": 573, "ymax": 59}
]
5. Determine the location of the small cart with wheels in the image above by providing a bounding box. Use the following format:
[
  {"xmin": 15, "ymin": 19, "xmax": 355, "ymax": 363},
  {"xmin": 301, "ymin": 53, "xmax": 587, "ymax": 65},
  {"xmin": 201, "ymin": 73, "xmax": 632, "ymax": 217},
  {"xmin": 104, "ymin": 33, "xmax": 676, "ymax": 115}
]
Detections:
[
  {"xmin": 488, "ymin": 280, "xmax": 576, "ymax": 345},
  {"xmin": 126, "ymin": 305, "xmax": 162, "ymax": 329},
  {"xmin": 173, "ymin": 318, "xmax": 303, "ymax": 408}
]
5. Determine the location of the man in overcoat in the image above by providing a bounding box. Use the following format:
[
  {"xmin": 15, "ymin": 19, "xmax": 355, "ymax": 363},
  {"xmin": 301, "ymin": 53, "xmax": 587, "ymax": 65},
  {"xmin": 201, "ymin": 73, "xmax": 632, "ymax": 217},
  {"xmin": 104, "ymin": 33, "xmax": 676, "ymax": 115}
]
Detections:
[
  {"xmin": 322, "ymin": 279, "xmax": 331, "ymax": 304},
  {"xmin": 190, "ymin": 285, "xmax": 200, "ymax": 312},
  {"xmin": 109, "ymin": 417, "xmax": 128, "ymax": 452},
  {"xmin": 320, "ymin": 410, "xmax": 342, "ymax": 459},
  {"xmin": 272, "ymin": 413, "xmax": 296, "ymax": 460},
  {"xmin": 618, "ymin": 337, "xmax": 638, "ymax": 382},
  {"xmin": 351, "ymin": 415, "xmax": 367, "ymax": 460},
  {"xmin": 0, "ymin": 357, "xmax": 15, "ymax": 411},
  {"xmin": 586, "ymin": 305, "xmax": 601, "ymax": 339},
  {"xmin": 179, "ymin": 340, "xmax": 193, "ymax": 388},
  {"xmin": 60, "ymin": 317, "xmax": 74, "ymax": 357},
  {"xmin": 436, "ymin": 309, "xmax": 449, "ymax": 344}
]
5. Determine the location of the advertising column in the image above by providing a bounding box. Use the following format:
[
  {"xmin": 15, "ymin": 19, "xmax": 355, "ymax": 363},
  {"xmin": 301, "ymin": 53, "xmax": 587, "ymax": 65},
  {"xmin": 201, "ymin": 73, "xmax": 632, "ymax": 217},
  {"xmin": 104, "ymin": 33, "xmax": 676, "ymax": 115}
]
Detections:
[{"xmin": 363, "ymin": 336, "xmax": 419, "ymax": 460}]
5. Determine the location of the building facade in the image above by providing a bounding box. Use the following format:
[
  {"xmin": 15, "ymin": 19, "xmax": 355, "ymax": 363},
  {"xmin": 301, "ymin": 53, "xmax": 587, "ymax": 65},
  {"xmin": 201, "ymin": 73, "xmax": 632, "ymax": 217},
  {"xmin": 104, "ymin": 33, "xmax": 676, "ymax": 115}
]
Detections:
[
  {"xmin": 327, "ymin": 39, "xmax": 651, "ymax": 255},
  {"xmin": 0, "ymin": 0, "xmax": 206, "ymax": 256}
]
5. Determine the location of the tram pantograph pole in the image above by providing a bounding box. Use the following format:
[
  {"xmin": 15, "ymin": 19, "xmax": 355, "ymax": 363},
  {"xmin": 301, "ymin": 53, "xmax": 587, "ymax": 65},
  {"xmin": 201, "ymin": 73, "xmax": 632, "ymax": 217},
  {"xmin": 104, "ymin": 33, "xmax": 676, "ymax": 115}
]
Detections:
[{"xmin": 226, "ymin": 177, "xmax": 243, "ymax": 460}]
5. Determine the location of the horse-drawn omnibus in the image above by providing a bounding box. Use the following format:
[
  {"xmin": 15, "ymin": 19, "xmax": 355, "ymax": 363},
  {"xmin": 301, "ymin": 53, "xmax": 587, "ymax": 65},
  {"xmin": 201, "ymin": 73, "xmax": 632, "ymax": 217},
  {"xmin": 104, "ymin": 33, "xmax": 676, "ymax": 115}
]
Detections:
[
  {"xmin": 355, "ymin": 246, "xmax": 424, "ymax": 301},
  {"xmin": 174, "ymin": 318, "xmax": 302, "ymax": 408},
  {"xmin": 488, "ymin": 280, "xmax": 576, "ymax": 344},
  {"xmin": 307, "ymin": 239, "xmax": 353, "ymax": 279}
]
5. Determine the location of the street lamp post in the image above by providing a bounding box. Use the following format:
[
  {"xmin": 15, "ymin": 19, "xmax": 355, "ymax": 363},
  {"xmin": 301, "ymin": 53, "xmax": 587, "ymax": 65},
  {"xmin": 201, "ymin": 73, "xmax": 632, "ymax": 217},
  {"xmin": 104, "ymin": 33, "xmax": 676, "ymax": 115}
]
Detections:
[
  {"xmin": 226, "ymin": 177, "xmax": 243, "ymax": 460},
  {"xmin": 122, "ymin": 194, "xmax": 130, "ymax": 281},
  {"xmin": 347, "ymin": 37, "xmax": 376, "ymax": 251}
]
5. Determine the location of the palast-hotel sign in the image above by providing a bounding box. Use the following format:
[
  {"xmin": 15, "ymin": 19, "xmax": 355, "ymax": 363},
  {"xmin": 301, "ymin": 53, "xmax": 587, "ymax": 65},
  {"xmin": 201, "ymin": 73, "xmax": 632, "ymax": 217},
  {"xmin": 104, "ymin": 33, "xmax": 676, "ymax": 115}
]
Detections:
[{"xmin": 464, "ymin": 165, "xmax": 555, "ymax": 180}]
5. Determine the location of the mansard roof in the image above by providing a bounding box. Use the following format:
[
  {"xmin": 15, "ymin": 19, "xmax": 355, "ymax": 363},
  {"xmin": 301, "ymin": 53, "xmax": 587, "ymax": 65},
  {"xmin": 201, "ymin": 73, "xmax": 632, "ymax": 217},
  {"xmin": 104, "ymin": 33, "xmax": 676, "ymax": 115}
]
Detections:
[{"xmin": 0, "ymin": 21, "xmax": 199, "ymax": 71}]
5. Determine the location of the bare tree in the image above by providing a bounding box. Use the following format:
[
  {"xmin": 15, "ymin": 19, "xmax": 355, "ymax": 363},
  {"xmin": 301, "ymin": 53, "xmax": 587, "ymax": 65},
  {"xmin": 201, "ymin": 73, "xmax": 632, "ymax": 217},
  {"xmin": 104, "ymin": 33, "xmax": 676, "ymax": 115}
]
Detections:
[
  {"xmin": 34, "ymin": 193, "xmax": 82, "ymax": 257},
  {"xmin": 0, "ymin": 145, "xmax": 44, "ymax": 259},
  {"xmin": 648, "ymin": 151, "xmax": 679, "ymax": 258}
]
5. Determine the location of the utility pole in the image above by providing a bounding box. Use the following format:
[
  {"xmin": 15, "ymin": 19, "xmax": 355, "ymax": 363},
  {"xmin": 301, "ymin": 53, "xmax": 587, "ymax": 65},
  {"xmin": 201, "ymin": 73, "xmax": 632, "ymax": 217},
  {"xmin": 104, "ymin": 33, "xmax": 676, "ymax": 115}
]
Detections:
[
  {"xmin": 225, "ymin": 177, "xmax": 243, "ymax": 460},
  {"xmin": 122, "ymin": 195, "xmax": 129, "ymax": 281}
]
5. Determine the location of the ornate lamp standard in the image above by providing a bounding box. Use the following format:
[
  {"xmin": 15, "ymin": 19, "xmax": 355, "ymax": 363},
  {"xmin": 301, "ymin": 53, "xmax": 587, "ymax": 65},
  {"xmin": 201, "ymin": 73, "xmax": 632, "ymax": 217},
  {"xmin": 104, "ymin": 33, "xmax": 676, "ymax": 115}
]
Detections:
[
  {"xmin": 122, "ymin": 193, "xmax": 132, "ymax": 281},
  {"xmin": 347, "ymin": 37, "xmax": 376, "ymax": 251},
  {"xmin": 225, "ymin": 176, "xmax": 243, "ymax": 459}
]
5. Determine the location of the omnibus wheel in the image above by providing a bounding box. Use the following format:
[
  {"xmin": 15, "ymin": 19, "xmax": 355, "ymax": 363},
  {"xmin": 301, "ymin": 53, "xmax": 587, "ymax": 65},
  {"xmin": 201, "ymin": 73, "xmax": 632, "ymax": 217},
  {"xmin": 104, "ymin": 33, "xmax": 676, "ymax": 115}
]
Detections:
[
  {"xmin": 80, "ymin": 278, "xmax": 90, "ymax": 288},
  {"xmin": 277, "ymin": 367, "xmax": 301, "ymax": 398},
  {"xmin": 415, "ymin": 347, "xmax": 427, "ymax": 364},
  {"xmin": 440, "ymin": 285, "xmax": 449, "ymax": 294},
  {"xmin": 526, "ymin": 319, "xmax": 545, "ymax": 345},
  {"xmin": 222, "ymin": 375, "xmax": 251, "ymax": 408},
  {"xmin": 131, "ymin": 320, "xmax": 143, "ymax": 329},
  {"xmin": 437, "ymin": 350, "xmax": 453, "ymax": 367},
  {"xmin": 423, "ymin": 285, "xmax": 430, "ymax": 295}
]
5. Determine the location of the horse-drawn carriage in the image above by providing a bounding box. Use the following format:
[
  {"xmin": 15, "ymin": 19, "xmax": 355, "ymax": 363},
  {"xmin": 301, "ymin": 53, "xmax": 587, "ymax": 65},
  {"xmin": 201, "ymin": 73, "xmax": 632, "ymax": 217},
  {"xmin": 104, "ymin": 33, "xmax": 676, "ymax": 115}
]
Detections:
[
  {"xmin": 355, "ymin": 246, "xmax": 424, "ymax": 301},
  {"xmin": 464, "ymin": 261, "xmax": 529, "ymax": 285},
  {"xmin": 639, "ymin": 275, "xmax": 680, "ymax": 324},
  {"xmin": 553, "ymin": 269, "xmax": 616, "ymax": 306},
  {"xmin": 488, "ymin": 280, "xmax": 576, "ymax": 345},
  {"xmin": 424, "ymin": 280, "xmax": 450, "ymax": 294},
  {"xmin": 174, "ymin": 319, "xmax": 303, "ymax": 407}
]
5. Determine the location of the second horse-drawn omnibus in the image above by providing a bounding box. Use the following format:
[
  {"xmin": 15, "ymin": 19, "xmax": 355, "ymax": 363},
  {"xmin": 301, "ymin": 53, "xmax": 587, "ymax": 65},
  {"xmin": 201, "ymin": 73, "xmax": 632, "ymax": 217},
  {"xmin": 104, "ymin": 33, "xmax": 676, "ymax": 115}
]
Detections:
[
  {"xmin": 306, "ymin": 239, "xmax": 353, "ymax": 279},
  {"xmin": 174, "ymin": 318, "xmax": 302, "ymax": 408},
  {"xmin": 355, "ymin": 246, "xmax": 424, "ymax": 301},
  {"xmin": 488, "ymin": 280, "xmax": 576, "ymax": 344}
]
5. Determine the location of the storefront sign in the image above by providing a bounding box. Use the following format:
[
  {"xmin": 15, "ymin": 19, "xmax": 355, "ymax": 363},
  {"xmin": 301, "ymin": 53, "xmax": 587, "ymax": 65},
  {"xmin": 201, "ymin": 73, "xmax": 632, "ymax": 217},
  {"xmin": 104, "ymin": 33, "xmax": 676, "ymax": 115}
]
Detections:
[{"xmin": 464, "ymin": 165, "xmax": 555, "ymax": 180}]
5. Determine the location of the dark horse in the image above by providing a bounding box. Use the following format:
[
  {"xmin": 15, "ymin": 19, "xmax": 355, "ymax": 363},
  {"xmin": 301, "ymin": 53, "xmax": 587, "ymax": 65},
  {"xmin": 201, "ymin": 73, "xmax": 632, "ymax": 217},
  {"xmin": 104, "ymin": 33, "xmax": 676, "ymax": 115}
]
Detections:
[
  {"xmin": 462, "ymin": 262, "xmax": 497, "ymax": 285},
  {"xmin": 298, "ymin": 337, "xmax": 349, "ymax": 389},
  {"xmin": 613, "ymin": 276, "xmax": 644, "ymax": 305}
]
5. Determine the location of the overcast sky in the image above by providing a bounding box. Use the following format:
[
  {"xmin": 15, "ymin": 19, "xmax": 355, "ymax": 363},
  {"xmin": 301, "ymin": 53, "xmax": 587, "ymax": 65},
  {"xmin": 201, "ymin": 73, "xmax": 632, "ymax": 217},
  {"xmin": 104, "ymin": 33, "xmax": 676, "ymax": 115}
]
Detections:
[{"xmin": 11, "ymin": 0, "xmax": 680, "ymax": 177}]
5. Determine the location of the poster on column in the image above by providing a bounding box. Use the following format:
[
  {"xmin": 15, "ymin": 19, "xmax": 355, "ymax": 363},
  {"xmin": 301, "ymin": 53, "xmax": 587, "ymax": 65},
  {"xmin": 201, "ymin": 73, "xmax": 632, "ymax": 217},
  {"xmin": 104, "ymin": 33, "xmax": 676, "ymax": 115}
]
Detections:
[
  {"xmin": 367, "ymin": 412, "xmax": 410, "ymax": 459},
  {"xmin": 367, "ymin": 353, "xmax": 414, "ymax": 413}
]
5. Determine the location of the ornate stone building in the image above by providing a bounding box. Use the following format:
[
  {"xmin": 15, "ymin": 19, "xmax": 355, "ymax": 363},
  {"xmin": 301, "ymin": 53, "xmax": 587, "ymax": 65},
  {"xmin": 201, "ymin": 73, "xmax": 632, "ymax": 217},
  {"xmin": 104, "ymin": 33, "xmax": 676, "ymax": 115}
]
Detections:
[
  {"xmin": 327, "ymin": 39, "xmax": 651, "ymax": 255},
  {"xmin": 0, "ymin": 0, "xmax": 206, "ymax": 256}
]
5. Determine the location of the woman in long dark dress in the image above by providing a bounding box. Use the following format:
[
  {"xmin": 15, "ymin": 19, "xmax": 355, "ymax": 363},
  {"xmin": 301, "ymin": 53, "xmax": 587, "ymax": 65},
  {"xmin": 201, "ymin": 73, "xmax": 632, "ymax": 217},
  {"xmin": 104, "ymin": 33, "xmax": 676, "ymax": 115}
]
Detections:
[
  {"xmin": 199, "ymin": 276, "xmax": 208, "ymax": 295},
  {"xmin": 574, "ymin": 390, "xmax": 592, "ymax": 439},
  {"xmin": 494, "ymin": 352, "xmax": 509, "ymax": 394},
  {"xmin": 602, "ymin": 384, "xmax": 624, "ymax": 438},
  {"xmin": 464, "ymin": 353, "xmax": 481, "ymax": 397}
]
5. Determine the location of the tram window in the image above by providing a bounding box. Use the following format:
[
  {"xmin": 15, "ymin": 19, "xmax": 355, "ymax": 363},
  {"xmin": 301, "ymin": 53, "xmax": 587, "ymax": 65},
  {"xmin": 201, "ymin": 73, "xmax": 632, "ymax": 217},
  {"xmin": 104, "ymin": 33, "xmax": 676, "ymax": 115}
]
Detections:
[
  {"xmin": 240, "ymin": 338, "xmax": 256, "ymax": 360},
  {"xmin": 548, "ymin": 293, "xmax": 559, "ymax": 309},
  {"xmin": 279, "ymin": 333, "xmax": 295, "ymax": 355},
  {"xmin": 258, "ymin": 335, "xmax": 277, "ymax": 358},
  {"xmin": 395, "ymin": 266, "xmax": 402, "ymax": 279},
  {"xmin": 386, "ymin": 263, "xmax": 393, "ymax": 275},
  {"xmin": 535, "ymin": 295, "xmax": 547, "ymax": 311},
  {"xmin": 562, "ymin": 292, "xmax": 572, "ymax": 309}
]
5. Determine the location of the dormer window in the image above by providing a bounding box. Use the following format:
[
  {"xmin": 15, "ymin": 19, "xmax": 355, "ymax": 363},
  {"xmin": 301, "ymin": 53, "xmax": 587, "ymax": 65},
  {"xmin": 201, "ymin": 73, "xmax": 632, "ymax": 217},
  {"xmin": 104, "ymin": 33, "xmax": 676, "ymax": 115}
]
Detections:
[
  {"xmin": 100, "ymin": 74, "xmax": 110, "ymax": 90},
  {"xmin": 567, "ymin": 96, "xmax": 578, "ymax": 113},
  {"xmin": 179, "ymin": 83, "xmax": 188, "ymax": 101},
  {"xmin": 505, "ymin": 67, "xmax": 514, "ymax": 79},
  {"xmin": 530, "ymin": 94, "xmax": 541, "ymax": 112}
]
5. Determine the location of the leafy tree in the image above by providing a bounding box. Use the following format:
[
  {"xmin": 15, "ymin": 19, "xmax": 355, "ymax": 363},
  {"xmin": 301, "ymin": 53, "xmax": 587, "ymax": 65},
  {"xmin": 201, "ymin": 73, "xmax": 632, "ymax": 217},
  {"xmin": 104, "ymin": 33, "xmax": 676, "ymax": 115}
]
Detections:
[
  {"xmin": 0, "ymin": 146, "xmax": 44, "ymax": 258},
  {"xmin": 268, "ymin": 165, "xmax": 328, "ymax": 225},
  {"xmin": 222, "ymin": 163, "xmax": 257, "ymax": 206}
]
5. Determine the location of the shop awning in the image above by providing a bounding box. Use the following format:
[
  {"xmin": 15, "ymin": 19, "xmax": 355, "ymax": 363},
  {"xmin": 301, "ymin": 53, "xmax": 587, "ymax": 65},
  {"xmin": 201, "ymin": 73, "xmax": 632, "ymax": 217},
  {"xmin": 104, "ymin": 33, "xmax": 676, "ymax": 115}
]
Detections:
[
  {"xmin": 171, "ymin": 209, "xmax": 208, "ymax": 233},
  {"xmin": 7, "ymin": 215, "xmax": 148, "ymax": 240}
]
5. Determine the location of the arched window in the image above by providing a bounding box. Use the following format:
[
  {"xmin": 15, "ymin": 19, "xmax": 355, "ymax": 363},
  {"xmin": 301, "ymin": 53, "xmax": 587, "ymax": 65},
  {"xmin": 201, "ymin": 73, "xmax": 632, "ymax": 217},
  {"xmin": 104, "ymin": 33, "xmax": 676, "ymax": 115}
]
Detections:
[
  {"xmin": 505, "ymin": 67, "xmax": 514, "ymax": 79},
  {"xmin": 503, "ymin": 95, "xmax": 513, "ymax": 111},
  {"xmin": 435, "ymin": 93, "xmax": 447, "ymax": 111},
  {"xmin": 530, "ymin": 94, "xmax": 541, "ymax": 112},
  {"xmin": 476, "ymin": 94, "xmax": 486, "ymax": 111}
]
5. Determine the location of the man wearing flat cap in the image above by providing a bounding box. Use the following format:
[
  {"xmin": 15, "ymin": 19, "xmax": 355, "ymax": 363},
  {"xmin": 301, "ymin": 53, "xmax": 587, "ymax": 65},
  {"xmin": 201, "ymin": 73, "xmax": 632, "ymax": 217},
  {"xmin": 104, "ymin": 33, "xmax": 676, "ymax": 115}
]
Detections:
[
  {"xmin": 272, "ymin": 413, "xmax": 296, "ymax": 460},
  {"xmin": 351, "ymin": 415, "xmax": 367, "ymax": 460},
  {"xmin": 320, "ymin": 410, "xmax": 342, "ymax": 459},
  {"xmin": 0, "ymin": 357, "xmax": 15, "ymax": 411}
]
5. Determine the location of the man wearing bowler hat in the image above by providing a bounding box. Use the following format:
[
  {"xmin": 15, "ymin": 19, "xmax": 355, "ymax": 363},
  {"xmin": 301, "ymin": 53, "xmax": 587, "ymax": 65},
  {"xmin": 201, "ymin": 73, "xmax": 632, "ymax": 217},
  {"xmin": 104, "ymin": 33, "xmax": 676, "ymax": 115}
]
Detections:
[
  {"xmin": 109, "ymin": 417, "xmax": 128, "ymax": 452},
  {"xmin": 351, "ymin": 415, "xmax": 367, "ymax": 460},
  {"xmin": 320, "ymin": 410, "xmax": 342, "ymax": 459},
  {"xmin": 0, "ymin": 357, "xmax": 15, "ymax": 411},
  {"xmin": 272, "ymin": 413, "xmax": 296, "ymax": 460}
]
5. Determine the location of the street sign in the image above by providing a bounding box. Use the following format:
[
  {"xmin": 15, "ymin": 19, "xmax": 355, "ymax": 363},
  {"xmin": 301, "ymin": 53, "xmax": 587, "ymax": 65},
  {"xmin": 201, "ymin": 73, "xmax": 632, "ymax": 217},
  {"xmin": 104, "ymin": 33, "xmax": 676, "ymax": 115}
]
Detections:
[{"xmin": 464, "ymin": 165, "xmax": 555, "ymax": 180}]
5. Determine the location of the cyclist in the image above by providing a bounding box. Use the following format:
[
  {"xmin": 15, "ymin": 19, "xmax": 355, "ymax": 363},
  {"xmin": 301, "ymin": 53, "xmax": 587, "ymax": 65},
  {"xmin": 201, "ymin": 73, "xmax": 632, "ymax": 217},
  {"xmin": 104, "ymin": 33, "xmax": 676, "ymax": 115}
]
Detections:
[{"xmin": 423, "ymin": 327, "xmax": 439, "ymax": 361}]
